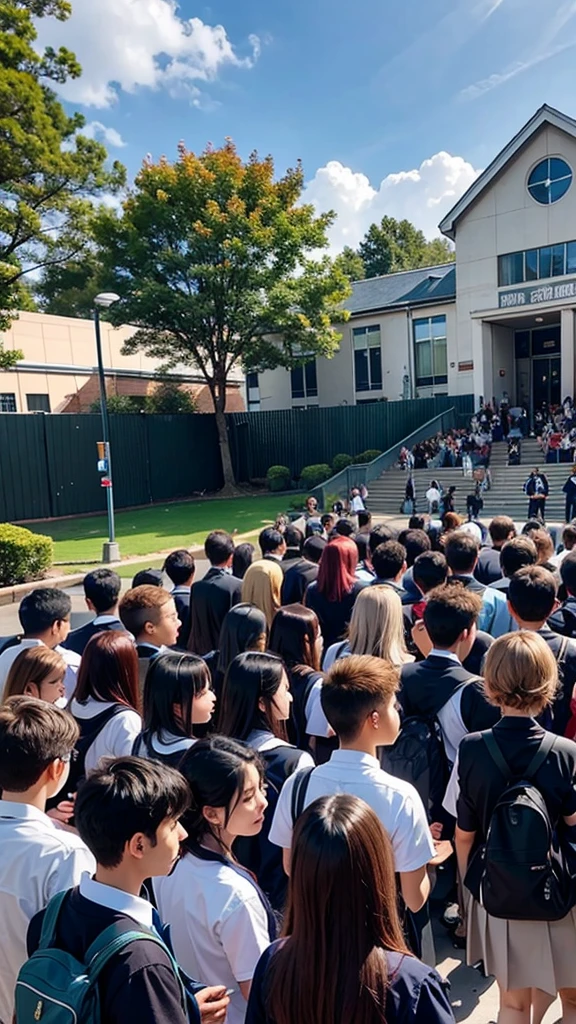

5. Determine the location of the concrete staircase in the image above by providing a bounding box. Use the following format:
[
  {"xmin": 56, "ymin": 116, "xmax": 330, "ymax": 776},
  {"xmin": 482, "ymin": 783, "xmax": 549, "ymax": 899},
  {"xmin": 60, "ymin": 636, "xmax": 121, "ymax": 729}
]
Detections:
[{"xmin": 368, "ymin": 440, "xmax": 572, "ymax": 522}]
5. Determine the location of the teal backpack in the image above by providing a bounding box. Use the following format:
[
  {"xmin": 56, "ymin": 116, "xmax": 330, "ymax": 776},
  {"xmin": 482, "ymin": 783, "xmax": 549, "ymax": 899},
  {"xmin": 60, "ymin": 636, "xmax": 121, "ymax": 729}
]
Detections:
[{"xmin": 15, "ymin": 889, "xmax": 186, "ymax": 1023}]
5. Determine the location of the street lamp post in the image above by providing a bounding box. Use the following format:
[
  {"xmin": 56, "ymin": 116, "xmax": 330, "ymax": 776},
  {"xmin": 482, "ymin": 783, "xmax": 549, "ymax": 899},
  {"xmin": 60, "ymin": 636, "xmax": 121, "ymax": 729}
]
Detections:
[{"xmin": 94, "ymin": 292, "xmax": 120, "ymax": 564}]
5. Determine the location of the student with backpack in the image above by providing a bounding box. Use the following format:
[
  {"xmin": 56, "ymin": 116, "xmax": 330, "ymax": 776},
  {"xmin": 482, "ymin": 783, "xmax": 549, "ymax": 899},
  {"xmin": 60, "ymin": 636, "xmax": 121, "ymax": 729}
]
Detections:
[
  {"xmin": 21, "ymin": 756, "xmax": 230, "ymax": 1024},
  {"xmin": 0, "ymin": 697, "xmax": 95, "ymax": 1024},
  {"xmin": 456, "ymin": 631, "xmax": 576, "ymax": 1024},
  {"xmin": 217, "ymin": 652, "xmax": 314, "ymax": 910},
  {"xmin": 269, "ymin": 655, "xmax": 436, "ymax": 915},
  {"xmin": 132, "ymin": 652, "xmax": 217, "ymax": 768},
  {"xmin": 247, "ymin": 793, "xmax": 455, "ymax": 1024},
  {"xmin": 153, "ymin": 737, "xmax": 276, "ymax": 1024}
]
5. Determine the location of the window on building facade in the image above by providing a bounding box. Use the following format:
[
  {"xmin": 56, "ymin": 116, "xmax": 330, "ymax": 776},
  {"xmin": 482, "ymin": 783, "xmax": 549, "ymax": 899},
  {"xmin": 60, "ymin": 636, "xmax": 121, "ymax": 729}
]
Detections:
[
  {"xmin": 26, "ymin": 394, "xmax": 51, "ymax": 413},
  {"xmin": 527, "ymin": 158, "xmax": 573, "ymax": 205},
  {"xmin": 246, "ymin": 371, "xmax": 260, "ymax": 412},
  {"xmin": 413, "ymin": 316, "xmax": 448, "ymax": 389},
  {"xmin": 290, "ymin": 359, "xmax": 318, "ymax": 400},
  {"xmin": 498, "ymin": 239, "xmax": 576, "ymax": 286},
  {"xmin": 353, "ymin": 325, "xmax": 382, "ymax": 392},
  {"xmin": 0, "ymin": 393, "xmax": 16, "ymax": 413}
]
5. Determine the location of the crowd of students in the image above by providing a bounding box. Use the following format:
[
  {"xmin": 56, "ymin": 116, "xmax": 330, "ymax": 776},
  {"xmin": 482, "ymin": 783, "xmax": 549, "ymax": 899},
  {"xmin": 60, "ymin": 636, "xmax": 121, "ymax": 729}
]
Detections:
[{"xmin": 3, "ymin": 508, "xmax": 576, "ymax": 1024}]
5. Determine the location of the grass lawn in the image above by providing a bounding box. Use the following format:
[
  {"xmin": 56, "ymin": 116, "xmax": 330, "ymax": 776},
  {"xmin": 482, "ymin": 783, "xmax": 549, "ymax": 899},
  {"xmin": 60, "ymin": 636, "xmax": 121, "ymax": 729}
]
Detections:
[{"xmin": 32, "ymin": 494, "xmax": 303, "ymax": 565}]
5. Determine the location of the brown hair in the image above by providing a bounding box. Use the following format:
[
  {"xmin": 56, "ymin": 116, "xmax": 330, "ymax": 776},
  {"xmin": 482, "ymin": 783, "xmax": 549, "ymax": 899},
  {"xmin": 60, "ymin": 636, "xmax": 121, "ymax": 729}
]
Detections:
[
  {"xmin": 3, "ymin": 646, "xmax": 66, "ymax": 702},
  {"xmin": 483, "ymin": 631, "xmax": 558, "ymax": 713},
  {"xmin": 119, "ymin": 585, "xmax": 173, "ymax": 636},
  {"xmin": 424, "ymin": 583, "xmax": 482, "ymax": 647},
  {"xmin": 526, "ymin": 528, "xmax": 554, "ymax": 564},
  {"xmin": 489, "ymin": 516, "xmax": 516, "ymax": 545},
  {"xmin": 321, "ymin": 655, "xmax": 399, "ymax": 742},
  {"xmin": 268, "ymin": 604, "xmax": 320, "ymax": 672},
  {"xmin": 441, "ymin": 512, "xmax": 463, "ymax": 534},
  {"xmin": 267, "ymin": 793, "xmax": 409, "ymax": 1024},
  {"xmin": 0, "ymin": 696, "xmax": 79, "ymax": 791},
  {"xmin": 72, "ymin": 631, "xmax": 140, "ymax": 711}
]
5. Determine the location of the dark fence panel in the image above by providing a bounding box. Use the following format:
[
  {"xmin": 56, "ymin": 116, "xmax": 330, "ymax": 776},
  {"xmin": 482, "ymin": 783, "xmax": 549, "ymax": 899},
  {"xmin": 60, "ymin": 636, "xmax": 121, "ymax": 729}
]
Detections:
[
  {"xmin": 147, "ymin": 415, "xmax": 223, "ymax": 500},
  {"xmin": 227, "ymin": 394, "xmax": 475, "ymax": 480},
  {"xmin": 0, "ymin": 414, "xmax": 52, "ymax": 521},
  {"xmin": 44, "ymin": 415, "xmax": 107, "ymax": 518},
  {"xmin": 110, "ymin": 416, "xmax": 151, "ymax": 509}
]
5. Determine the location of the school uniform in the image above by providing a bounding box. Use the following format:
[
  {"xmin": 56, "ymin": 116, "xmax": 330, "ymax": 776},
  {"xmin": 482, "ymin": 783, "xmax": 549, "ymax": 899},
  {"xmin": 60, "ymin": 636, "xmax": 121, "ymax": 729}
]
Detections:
[
  {"xmin": 70, "ymin": 697, "xmax": 142, "ymax": 774},
  {"xmin": 246, "ymin": 941, "xmax": 455, "ymax": 1024},
  {"xmin": 280, "ymin": 558, "xmax": 319, "ymax": 605},
  {"xmin": 188, "ymin": 569, "xmax": 242, "ymax": 655},
  {"xmin": 474, "ymin": 546, "xmax": 504, "ymax": 586},
  {"xmin": 304, "ymin": 580, "xmax": 366, "ymax": 648},
  {"xmin": 280, "ymin": 548, "xmax": 302, "ymax": 574},
  {"xmin": 154, "ymin": 846, "xmax": 276, "ymax": 1024},
  {"xmin": 132, "ymin": 729, "xmax": 196, "ymax": 769},
  {"xmin": 62, "ymin": 615, "xmax": 125, "ymax": 656},
  {"xmin": 0, "ymin": 638, "xmax": 81, "ymax": 703},
  {"xmin": 458, "ymin": 717, "xmax": 576, "ymax": 995},
  {"xmin": 0, "ymin": 801, "xmax": 95, "ymax": 1024},
  {"xmin": 449, "ymin": 573, "xmax": 516, "ymax": 638},
  {"xmin": 269, "ymin": 749, "xmax": 435, "ymax": 875},
  {"xmin": 234, "ymin": 731, "xmax": 313, "ymax": 912},
  {"xmin": 171, "ymin": 586, "xmax": 192, "ymax": 648},
  {"xmin": 27, "ymin": 875, "xmax": 191, "ymax": 1024},
  {"xmin": 536, "ymin": 627, "xmax": 576, "ymax": 735},
  {"xmin": 549, "ymin": 595, "xmax": 576, "ymax": 638},
  {"xmin": 136, "ymin": 641, "xmax": 166, "ymax": 690}
]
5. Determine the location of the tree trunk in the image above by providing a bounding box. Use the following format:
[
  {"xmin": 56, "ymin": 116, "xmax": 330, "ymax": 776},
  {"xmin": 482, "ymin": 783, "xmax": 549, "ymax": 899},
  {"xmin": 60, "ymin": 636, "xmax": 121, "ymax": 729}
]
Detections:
[{"xmin": 214, "ymin": 396, "xmax": 237, "ymax": 494}]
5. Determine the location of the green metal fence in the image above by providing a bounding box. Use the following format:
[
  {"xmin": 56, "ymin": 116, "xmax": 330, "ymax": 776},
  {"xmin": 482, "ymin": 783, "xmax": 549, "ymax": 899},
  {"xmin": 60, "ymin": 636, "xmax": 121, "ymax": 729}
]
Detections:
[{"xmin": 0, "ymin": 394, "xmax": 474, "ymax": 522}]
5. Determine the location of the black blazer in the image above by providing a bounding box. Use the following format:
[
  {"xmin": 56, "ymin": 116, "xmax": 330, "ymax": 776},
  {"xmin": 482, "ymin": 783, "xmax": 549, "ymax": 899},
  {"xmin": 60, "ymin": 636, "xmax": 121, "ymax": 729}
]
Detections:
[
  {"xmin": 171, "ymin": 587, "xmax": 192, "ymax": 648},
  {"xmin": 400, "ymin": 654, "xmax": 499, "ymax": 732},
  {"xmin": 549, "ymin": 596, "xmax": 576, "ymax": 638},
  {"xmin": 280, "ymin": 558, "xmax": 319, "ymax": 605},
  {"xmin": 62, "ymin": 618, "xmax": 125, "ymax": 656},
  {"xmin": 188, "ymin": 568, "xmax": 242, "ymax": 655}
]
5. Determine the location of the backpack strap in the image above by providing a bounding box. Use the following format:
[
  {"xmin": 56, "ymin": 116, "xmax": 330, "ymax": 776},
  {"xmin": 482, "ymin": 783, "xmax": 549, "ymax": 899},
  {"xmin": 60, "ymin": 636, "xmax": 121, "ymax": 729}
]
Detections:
[
  {"xmin": 85, "ymin": 923, "xmax": 187, "ymax": 1008},
  {"xmin": 482, "ymin": 731, "xmax": 512, "ymax": 781},
  {"xmin": 483, "ymin": 730, "xmax": 556, "ymax": 782},
  {"xmin": 556, "ymin": 636, "xmax": 570, "ymax": 668},
  {"xmin": 37, "ymin": 890, "xmax": 69, "ymax": 950},
  {"xmin": 525, "ymin": 732, "xmax": 556, "ymax": 778},
  {"xmin": 290, "ymin": 766, "xmax": 315, "ymax": 824}
]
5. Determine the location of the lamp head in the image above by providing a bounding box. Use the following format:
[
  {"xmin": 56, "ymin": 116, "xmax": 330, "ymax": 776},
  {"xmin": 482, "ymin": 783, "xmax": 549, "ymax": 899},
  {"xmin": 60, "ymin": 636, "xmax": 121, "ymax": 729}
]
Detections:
[{"xmin": 94, "ymin": 292, "xmax": 120, "ymax": 309}]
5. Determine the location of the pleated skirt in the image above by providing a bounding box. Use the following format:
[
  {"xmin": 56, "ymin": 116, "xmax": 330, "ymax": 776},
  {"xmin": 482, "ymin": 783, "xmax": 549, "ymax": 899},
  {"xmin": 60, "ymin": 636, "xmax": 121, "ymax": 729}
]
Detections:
[{"xmin": 466, "ymin": 894, "xmax": 576, "ymax": 995}]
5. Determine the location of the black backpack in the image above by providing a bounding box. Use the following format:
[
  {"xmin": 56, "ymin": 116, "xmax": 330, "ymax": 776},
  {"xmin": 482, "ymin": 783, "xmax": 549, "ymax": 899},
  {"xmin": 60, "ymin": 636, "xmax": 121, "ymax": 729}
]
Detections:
[
  {"xmin": 466, "ymin": 731, "xmax": 576, "ymax": 921},
  {"xmin": 68, "ymin": 705, "xmax": 128, "ymax": 793}
]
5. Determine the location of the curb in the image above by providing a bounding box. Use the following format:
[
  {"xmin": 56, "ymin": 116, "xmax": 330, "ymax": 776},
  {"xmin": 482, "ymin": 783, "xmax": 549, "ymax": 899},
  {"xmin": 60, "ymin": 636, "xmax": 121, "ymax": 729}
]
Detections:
[{"xmin": 0, "ymin": 574, "xmax": 85, "ymax": 607}]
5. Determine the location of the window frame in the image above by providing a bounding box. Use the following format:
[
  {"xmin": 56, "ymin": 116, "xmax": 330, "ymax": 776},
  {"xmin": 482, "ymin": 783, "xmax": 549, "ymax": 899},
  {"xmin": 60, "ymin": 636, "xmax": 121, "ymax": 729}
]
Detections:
[
  {"xmin": 0, "ymin": 393, "xmax": 17, "ymax": 413},
  {"xmin": 413, "ymin": 316, "xmax": 448, "ymax": 389},
  {"xmin": 352, "ymin": 325, "xmax": 382, "ymax": 392}
]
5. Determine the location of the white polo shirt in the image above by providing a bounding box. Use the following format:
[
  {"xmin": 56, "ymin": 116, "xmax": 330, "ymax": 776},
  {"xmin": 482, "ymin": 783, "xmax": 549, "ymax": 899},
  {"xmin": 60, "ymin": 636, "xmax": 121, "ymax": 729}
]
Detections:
[
  {"xmin": 269, "ymin": 749, "xmax": 435, "ymax": 874},
  {"xmin": 153, "ymin": 852, "xmax": 272, "ymax": 1024},
  {"xmin": 70, "ymin": 698, "xmax": 141, "ymax": 773},
  {"xmin": 0, "ymin": 801, "xmax": 95, "ymax": 1024},
  {"xmin": 0, "ymin": 639, "xmax": 81, "ymax": 703}
]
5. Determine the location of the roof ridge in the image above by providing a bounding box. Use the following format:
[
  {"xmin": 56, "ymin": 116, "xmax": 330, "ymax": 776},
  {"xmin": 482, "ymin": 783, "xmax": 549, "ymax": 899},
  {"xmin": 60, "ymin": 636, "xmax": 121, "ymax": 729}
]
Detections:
[{"xmin": 351, "ymin": 262, "xmax": 454, "ymax": 284}]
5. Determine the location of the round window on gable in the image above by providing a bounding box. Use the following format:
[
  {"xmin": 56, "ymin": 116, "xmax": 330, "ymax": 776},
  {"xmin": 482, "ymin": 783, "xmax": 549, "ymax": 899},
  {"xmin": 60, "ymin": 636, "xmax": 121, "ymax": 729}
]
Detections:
[{"xmin": 527, "ymin": 157, "xmax": 572, "ymax": 205}]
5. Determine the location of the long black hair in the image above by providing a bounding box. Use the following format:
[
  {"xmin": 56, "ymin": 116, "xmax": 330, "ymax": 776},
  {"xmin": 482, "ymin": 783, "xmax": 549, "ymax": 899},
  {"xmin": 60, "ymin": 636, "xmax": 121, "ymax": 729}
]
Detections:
[
  {"xmin": 179, "ymin": 735, "xmax": 265, "ymax": 854},
  {"xmin": 216, "ymin": 604, "xmax": 267, "ymax": 679},
  {"xmin": 142, "ymin": 652, "xmax": 211, "ymax": 738},
  {"xmin": 216, "ymin": 651, "xmax": 287, "ymax": 742}
]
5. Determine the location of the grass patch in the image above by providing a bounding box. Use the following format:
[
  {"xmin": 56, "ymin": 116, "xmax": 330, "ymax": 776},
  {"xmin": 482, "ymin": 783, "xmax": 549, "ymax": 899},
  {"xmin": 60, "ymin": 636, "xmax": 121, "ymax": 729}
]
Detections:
[{"xmin": 32, "ymin": 495, "xmax": 302, "ymax": 564}]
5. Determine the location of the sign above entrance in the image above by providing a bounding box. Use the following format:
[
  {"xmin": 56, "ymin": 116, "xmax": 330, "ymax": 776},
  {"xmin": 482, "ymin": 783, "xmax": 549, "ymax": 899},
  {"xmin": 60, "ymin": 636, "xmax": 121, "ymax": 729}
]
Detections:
[{"xmin": 499, "ymin": 278, "xmax": 576, "ymax": 308}]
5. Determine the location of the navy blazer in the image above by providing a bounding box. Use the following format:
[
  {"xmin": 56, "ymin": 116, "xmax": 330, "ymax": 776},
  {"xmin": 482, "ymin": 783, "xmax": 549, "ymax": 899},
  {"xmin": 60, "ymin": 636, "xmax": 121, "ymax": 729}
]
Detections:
[{"xmin": 62, "ymin": 617, "xmax": 125, "ymax": 656}]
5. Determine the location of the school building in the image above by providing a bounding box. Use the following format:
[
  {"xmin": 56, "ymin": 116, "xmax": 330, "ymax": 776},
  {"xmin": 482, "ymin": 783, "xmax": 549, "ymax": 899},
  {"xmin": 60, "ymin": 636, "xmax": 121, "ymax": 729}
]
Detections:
[{"xmin": 252, "ymin": 104, "xmax": 576, "ymax": 418}]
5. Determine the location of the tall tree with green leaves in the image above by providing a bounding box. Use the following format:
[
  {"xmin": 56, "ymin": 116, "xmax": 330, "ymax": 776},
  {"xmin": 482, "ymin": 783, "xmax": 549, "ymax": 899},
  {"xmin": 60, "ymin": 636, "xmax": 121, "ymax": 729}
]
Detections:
[
  {"xmin": 0, "ymin": 0, "xmax": 125, "ymax": 361},
  {"xmin": 358, "ymin": 216, "xmax": 454, "ymax": 278},
  {"xmin": 95, "ymin": 141, "xmax": 351, "ymax": 490},
  {"xmin": 334, "ymin": 246, "xmax": 365, "ymax": 281}
]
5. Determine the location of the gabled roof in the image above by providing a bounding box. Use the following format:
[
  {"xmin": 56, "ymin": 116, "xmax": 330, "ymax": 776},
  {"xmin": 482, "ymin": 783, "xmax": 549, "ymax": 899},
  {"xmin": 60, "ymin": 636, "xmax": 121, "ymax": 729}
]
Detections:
[
  {"xmin": 347, "ymin": 264, "xmax": 455, "ymax": 315},
  {"xmin": 439, "ymin": 104, "xmax": 576, "ymax": 240}
]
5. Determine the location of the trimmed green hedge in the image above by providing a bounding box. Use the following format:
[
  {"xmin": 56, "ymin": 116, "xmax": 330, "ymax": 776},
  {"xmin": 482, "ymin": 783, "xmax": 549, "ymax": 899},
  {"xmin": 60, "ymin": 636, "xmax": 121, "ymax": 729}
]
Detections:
[
  {"xmin": 266, "ymin": 465, "xmax": 291, "ymax": 492},
  {"xmin": 0, "ymin": 524, "xmax": 53, "ymax": 587},
  {"xmin": 332, "ymin": 453, "xmax": 353, "ymax": 472},
  {"xmin": 299, "ymin": 463, "xmax": 332, "ymax": 489},
  {"xmin": 353, "ymin": 449, "xmax": 383, "ymax": 464}
]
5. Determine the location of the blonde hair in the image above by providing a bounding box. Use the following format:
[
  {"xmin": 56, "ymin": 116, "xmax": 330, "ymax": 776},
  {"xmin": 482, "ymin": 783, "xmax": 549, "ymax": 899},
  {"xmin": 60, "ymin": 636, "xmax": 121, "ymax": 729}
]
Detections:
[
  {"xmin": 483, "ymin": 631, "xmax": 558, "ymax": 713},
  {"xmin": 3, "ymin": 646, "xmax": 66, "ymax": 702},
  {"xmin": 348, "ymin": 586, "xmax": 412, "ymax": 665}
]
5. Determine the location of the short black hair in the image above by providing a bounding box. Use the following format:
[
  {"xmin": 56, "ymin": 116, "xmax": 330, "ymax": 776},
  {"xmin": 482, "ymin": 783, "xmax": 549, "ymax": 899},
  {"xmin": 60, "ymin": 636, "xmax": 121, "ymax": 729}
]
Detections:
[
  {"xmin": 423, "ymin": 584, "xmax": 482, "ymax": 647},
  {"xmin": 83, "ymin": 569, "xmax": 121, "ymax": 613},
  {"xmin": 259, "ymin": 527, "xmax": 284, "ymax": 555},
  {"xmin": 412, "ymin": 551, "xmax": 448, "ymax": 594},
  {"xmin": 561, "ymin": 550, "xmax": 576, "ymax": 596},
  {"xmin": 499, "ymin": 536, "xmax": 538, "ymax": 578},
  {"xmin": 75, "ymin": 756, "xmax": 190, "ymax": 868},
  {"xmin": 131, "ymin": 569, "xmax": 163, "ymax": 588},
  {"xmin": 303, "ymin": 536, "xmax": 326, "ymax": 564},
  {"xmin": 335, "ymin": 519, "xmax": 355, "ymax": 537},
  {"xmin": 284, "ymin": 525, "xmax": 303, "ymax": 550},
  {"xmin": 408, "ymin": 515, "xmax": 426, "ymax": 531},
  {"xmin": 355, "ymin": 532, "xmax": 370, "ymax": 563},
  {"xmin": 205, "ymin": 530, "xmax": 235, "ymax": 565},
  {"xmin": 163, "ymin": 549, "xmax": 195, "ymax": 586},
  {"xmin": 522, "ymin": 519, "xmax": 543, "ymax": 535},
  {"xmin": 444, "ymin": 533, "xmax": 479, "ymax": 574},
  {"xmin": 371, "ymin": 540, "xmax": 406, "ymax": 580},
  {"xmin": 0, "ymin": 696, "xmax": 79, "ymax": 792},
  {"xmin": 357, "ymin": 511, "xmax": 372, "ymax": 529},
  {"xmin": 508, "ymin": 566, "xmax": 557, "ymax": 622},
  {"xmin": 18, "ymin": 588, "xmax": 72, "ymax": 635},
  {"xmin": 369, "ymin": 524, "xmax": 396, "ymax": 556},
  {"xmin": 399, "ymin": 529, "xmax": 431, "ymax": 567}
]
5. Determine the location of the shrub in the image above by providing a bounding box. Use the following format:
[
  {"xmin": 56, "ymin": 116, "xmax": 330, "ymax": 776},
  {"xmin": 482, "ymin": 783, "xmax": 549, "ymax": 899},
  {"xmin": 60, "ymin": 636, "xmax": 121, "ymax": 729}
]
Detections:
[
  {"xmin": 354, "ymin": 449, "xmax": 382, "ymax": 464},
  {"xmin": 0, "ymin": 524, "xmax": 53, "ymax": 587},
  {"xmin": 299, "ymin": 463, "xmax": 332, "ymax": 489},
  {"xmin": 266, "ymin": 465, "xmax": 291, "ymax": 492},
  {"xmin": 332, "ymin": 453, "xmax": 352, "ymax": 472}
]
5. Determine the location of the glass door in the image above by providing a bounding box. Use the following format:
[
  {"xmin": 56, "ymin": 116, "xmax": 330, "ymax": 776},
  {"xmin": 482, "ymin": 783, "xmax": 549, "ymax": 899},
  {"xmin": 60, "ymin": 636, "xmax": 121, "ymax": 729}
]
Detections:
[{"xmin": 532, "ymin": 357, "xmax": 561, "ymax": 409}]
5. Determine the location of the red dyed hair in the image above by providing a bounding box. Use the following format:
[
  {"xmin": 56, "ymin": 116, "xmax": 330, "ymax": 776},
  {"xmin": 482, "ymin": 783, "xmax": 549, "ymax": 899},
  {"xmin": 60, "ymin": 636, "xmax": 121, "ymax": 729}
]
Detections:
[
  {"xmin": 316, "ymin": 535, "xmax": 358, "ymax": 602},
  {"xmin": 72, "ymin": 631, "xmax": 140, "ymax": 712}
]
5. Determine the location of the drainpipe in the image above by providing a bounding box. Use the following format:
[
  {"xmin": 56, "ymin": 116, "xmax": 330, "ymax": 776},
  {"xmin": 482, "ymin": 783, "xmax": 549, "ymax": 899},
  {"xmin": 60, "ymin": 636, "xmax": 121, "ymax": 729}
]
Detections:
[{"xmin": 406, "ymin": 308, "xmax": 416, "ymax": 399}]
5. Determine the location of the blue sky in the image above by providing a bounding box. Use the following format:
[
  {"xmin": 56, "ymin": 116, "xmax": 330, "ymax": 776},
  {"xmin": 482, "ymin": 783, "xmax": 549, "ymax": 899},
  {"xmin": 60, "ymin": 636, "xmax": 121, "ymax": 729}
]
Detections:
[{"xmin": 36, "ymin": 0, "xmax": 576, "ymax": 247}]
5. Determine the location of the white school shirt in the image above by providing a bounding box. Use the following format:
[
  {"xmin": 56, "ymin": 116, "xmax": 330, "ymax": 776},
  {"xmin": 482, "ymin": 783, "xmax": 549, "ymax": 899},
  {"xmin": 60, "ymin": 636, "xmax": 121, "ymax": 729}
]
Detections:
[
  {"xmin": 70, "ymin": 697, "xmax": 141, "ymax": 773},
  {"xmin": 269, "ymin": 749, "xmax": 435, "ymax": 873},
  {"xmin": 153, "ymin": 853, "xmax": 272, "ymax": 1024},
  {"xmin": 0, "ymin": 801, "xmax": 95, "ymax": 1024},
  {"xmin": 0, "ymin": 638, "xmax": 81, "ymax": 703},
  {"xmin": 303, "ymin": 677, "xmax": 331, "ymax": 738},
  {"xmin": 79, "ymin": 873, "xmax": 153, "ymax": 925},
  {"xmin": 350, "ymin": 495, "xmax": 365, "ymax": 513}
]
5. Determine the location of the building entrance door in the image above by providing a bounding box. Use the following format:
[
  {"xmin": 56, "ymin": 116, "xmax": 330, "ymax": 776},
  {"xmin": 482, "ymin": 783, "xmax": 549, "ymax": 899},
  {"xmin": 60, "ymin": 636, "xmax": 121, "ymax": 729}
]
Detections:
[{"xmin": 532, "ymin": 357, "xmax": 561, "ymax": 410}]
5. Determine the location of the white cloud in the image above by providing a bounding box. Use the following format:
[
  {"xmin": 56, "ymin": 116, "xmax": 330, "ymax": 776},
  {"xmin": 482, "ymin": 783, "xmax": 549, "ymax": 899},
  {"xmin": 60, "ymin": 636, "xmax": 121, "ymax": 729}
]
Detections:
[
  {"xmin": 461, "ymin": 40, "xmax": 576, "ymax": 99},
  {"xmin": 302, "ymin": 152, "xmax": 481, "ymax": 252},
  {"xmin": 82, "ymin": 121, "xmax": 126, "ymax": 147},
  {"xmin": 35, "ymin": 0, "xmax": 260, "ymax": 108}
]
